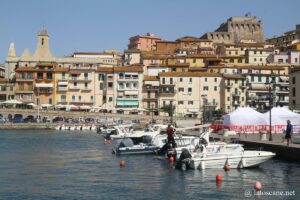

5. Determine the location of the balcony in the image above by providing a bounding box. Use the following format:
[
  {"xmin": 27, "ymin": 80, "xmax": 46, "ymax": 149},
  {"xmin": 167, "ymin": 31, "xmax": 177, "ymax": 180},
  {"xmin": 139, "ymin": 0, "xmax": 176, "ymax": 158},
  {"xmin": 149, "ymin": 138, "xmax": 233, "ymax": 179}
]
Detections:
[
  {"xmin": 225, "ymin": 83, "xmax": 233, "ymax": 88},
  {"xmin": 82, "ymin": 88, "xmax": 92, "ymax": 92},
  {"xmin": 16, "ymin": 78, "xmax": 34, "ymax": 82},
  {"xmin": 118, "ymin": 76, "xmax": 139, "ymax": 82},
  {"xmin": 57, "ymin": 100, "xmax": 67, "ymax": 104},
  {"xmin": 232, "ymin": 92, "xmax": 241, "ymax": 97},
  {"xmin": 232, "ymin": 100, "xmax": 240, "ymax": 106},
  {"xmin": 239, "ymin": 84, "xmax": 247, "ymax": 89},
  {"xmin": 68, "ymin": 86, "xmax": 80, "ymax": 90},
  {"xmin": 159, "ymin": 85, "xmax": 176, "ymax": 94},
  {"xmin": 69, "ymin": 77, "xmax": 91, "ymax": 82},
  {"xmin": 35, "ymin": 88, "xmax": 53, "ymax": 94},
  {"xmin": 143, "ymin": 86, "xmax": 159, "ymax": 91},
  {"xmin": 58, "ymin": 87, "xmax": 68, "ymax": 92},
  {"xmin": 70, "ymin": 100, "xmax": 93, "ymax": 104}
]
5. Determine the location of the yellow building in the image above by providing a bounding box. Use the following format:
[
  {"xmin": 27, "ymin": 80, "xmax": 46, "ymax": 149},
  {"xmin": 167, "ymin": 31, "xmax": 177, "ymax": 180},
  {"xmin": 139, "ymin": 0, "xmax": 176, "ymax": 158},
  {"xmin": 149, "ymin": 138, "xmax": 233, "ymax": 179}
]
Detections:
[
  {"xmin": 221, "ymin": 74, "xmax": 247, "ymax": 113},
  {"xmin": 53, "ymin": 67, "xmax": 69, "ymax": 105}
]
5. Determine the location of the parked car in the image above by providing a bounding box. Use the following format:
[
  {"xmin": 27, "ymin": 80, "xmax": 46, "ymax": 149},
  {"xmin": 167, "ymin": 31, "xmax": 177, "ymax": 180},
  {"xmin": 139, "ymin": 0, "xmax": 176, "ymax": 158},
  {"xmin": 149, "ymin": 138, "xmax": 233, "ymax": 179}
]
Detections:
[
  {"xmin": 12, "ymin": 114, "xmax": 23, "ymax": 123},
  {"xmin": 23, "ymin": 115, "xmax": 36, "ymax": 123},
  {"xmin": 52, "ymin": 117, "xmax": 64, "ymax": 123},
  {"xmin": 0, "ymin": 117, "xmax": 5, "ymax": 123}
]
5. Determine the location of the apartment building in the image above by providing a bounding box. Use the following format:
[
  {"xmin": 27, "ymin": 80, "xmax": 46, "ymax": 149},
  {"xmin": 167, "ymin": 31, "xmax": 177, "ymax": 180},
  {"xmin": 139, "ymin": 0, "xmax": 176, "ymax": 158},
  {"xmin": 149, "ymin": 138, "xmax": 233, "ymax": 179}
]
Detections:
[
  {"xmin": 0, "ymin": 79, "xmax": 15, "ymax": 103},
  {"xmin": 290, "ymin": 67, "xmax": 300, "ymax": 111},
  {"xmin": 143, "ymin": 76, "xmax": 159, "ymax": 115},
  {"xmin": 158, "ymin": 72, "xmax": 221, "ymax": 118}
]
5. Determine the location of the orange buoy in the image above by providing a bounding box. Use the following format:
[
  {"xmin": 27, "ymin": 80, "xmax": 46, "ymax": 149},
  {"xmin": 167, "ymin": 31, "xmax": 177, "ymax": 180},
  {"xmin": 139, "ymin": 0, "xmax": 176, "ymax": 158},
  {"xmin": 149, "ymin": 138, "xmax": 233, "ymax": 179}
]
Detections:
[
  {"xmin": 119, "ymin": 160, "xmax": 126, "ymax": 168},
  {"xmin": 224, "ymin": 164, "xmax": 230, "ymax": 172},
  {"xmin": 254, "ymin": 181, "xmax": 262, "ymax": 191},
  {"xmin": 169, "ymin": 155, "xmax": 174, "ymax": 162},
  {"xmin": 216, "ymin": 173, "xmax": 222, "ymax": 182}
]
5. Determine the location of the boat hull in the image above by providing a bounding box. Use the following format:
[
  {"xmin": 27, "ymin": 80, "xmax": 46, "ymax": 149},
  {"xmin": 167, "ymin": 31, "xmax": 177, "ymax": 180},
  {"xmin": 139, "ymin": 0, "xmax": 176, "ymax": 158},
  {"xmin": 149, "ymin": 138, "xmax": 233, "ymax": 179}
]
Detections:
[{"xmin": 187, "ymin": 151, "xmax": 275, "ymax": 170}]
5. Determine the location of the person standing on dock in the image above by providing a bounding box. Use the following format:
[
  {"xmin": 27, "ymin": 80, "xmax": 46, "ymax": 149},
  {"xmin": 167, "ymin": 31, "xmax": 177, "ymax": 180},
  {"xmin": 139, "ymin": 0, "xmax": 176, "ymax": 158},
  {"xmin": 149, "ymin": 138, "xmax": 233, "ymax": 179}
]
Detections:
[
  {"xmin": 167, "ymin": 124, "xmax": 176, "ymax": 148},
  {"xmin": 285, "ymin": 120, "xmax": 293, "ymax": 146}
]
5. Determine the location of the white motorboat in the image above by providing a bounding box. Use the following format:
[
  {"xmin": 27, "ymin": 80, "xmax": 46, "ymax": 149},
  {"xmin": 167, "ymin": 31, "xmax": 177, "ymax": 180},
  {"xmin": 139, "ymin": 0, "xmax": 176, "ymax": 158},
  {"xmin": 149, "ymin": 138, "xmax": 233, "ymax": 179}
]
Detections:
[
  {"xmin": 112, "ymin": 134, "xmax": 166, "ymax": 155},
  {"xmin": 109, "ymin": 124, "xmax": 163, "ymax": 140},
  {"xmin": 177, "ymin": 144, "xmax": 275, "ymax": 170}
]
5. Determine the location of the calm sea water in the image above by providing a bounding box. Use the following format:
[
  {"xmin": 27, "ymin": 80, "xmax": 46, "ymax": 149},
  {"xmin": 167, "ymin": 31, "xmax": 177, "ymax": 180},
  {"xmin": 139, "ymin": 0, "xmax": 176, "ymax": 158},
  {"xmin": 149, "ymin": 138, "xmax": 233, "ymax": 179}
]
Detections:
[{"xmin": 0, "ymin": 130, "xmax": 299, "ymax": 200}]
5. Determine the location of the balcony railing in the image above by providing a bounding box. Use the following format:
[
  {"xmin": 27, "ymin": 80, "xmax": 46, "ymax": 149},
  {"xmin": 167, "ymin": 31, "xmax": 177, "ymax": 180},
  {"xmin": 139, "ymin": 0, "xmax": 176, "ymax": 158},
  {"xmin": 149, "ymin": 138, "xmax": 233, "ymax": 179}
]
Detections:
[
  {"xmin": 232, "ymin": 92, "xmax": 241, "ymax": 97},
  {"xmin": 58, "ymin": 87, "xmax": 68, "ymax": 91},
  {"xmin": 69, "ymin": 86, "xmax": 80, "ymax": 90},
  {"xmin": 225, "ymin": 83, "xmax": 233, "ymax": 88}
]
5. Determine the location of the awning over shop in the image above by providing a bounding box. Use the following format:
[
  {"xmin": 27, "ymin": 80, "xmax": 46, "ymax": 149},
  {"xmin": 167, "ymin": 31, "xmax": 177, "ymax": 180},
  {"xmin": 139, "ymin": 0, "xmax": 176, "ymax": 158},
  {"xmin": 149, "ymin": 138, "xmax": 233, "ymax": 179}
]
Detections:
[
  {"xmin": 35, "ymin": 83, "xmax": 53, "ymax": 88},
  {"xmin": 117, "ymin": 99, "xmax": 138, "ymax": 106},
  {"xmin": 58, "ymin": 82, "xmax": 68, "ymax": 86},
  {"xmin": 188, "ymin": 108, "xmax": 199, "ymax": 113},
  {"xmin": 124, "ymin": 91, "xmax": 138, "ymax": 95}
]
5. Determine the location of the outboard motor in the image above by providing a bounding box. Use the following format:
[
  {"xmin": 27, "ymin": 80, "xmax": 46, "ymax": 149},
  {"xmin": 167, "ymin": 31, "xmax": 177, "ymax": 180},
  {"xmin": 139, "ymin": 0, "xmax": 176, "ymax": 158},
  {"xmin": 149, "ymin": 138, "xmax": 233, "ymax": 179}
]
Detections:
[{"xmin": 175, "ymin": 148, "xmax": 192, "ymax": 171}]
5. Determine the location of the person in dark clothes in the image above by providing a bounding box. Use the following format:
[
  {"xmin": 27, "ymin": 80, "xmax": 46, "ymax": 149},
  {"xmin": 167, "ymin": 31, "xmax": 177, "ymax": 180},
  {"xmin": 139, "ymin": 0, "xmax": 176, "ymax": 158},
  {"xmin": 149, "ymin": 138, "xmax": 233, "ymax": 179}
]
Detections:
[
  {"xmin": 166, "ymin": 124, "xmax": 176, "ymax": 148},
  {"xmin": 285, "ymin": 120, "xmax": 293, "ymax": 146}
]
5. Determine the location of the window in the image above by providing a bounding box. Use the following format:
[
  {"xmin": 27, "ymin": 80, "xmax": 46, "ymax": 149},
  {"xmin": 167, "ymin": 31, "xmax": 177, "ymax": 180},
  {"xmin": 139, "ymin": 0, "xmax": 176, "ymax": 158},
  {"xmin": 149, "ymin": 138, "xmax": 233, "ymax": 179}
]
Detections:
[
  {"xmin": 172, "ymin": 68, "xmax": 176, "ymax": 72},
  {"xmin": 214, "ymin": 78, "xmax": 217, "ymax": 82},
  {"xmin": 178, "ymin": 101, "xmax": 184, "ymax": 105},
  {"xmin": 242, "ymin": 97, "xmax": 244, "ymax": 102},
  {"xmin": 205, "ymin": 78, "xmax": 207, "ymax": 82},
  {"xmin": 28, "ymin": 83, "xmax": 33, "ymax": 91},
  {"xmin": 90, "ymin": 96, "xmax": 94, "ymax": 101},
  {"xmin": 188, "ymin": 88, "xmax": 192, "ymax": 92},
  {"xmin": 108, "ymin": 82, "xmax": 113, "ymax": 88},
  {"xmin": 254, "ymin": 51, "xmax": 257, "ymax": 55},
  {"xmin": 109, "ymin": 97, "xmax": 113, "ymax": 102},
  {"xmin": 170, "ymin": 78, "xmax": 173, "ymax": 84},
  {"xmin": 49, "ymin": 98, "xmax": 52, "ymax": 104},
  {"xmin": 260, "ymin": 51, "xmax": 262, "ymax": 55},
  {"xmin": 235, "ymin": 51, "xmax": 238, "ymax": 55},
  {"xmin": 162, "ymin": 78, "xmax": 165, "ymax": 84},
  {"xmin": 74, "ymin": 82, "xmax": 77, "ymax": 87},
  {"xmin": 293, "ymin": 87, "xmax": 296, "ymax": 97},
  {"xmin": 188, "ymin": 101, "xmax": 193, "ymax": 105},
  {"xmin": 212, "ymin": 99, "xmax": 216, "ymax": 105},
  {"xmin": 99, "ymin": 83, "xmax": 104, "ymax": 90},
  {"xmin": 254, "ymin": 58, "xmax": 257, "ymax": 62},
  {"xmin": 37, "ymin": 73, "xmax": 43, "ymax": 79},
  {"xmin": 84, "ymin": 73, "xmax": 88, "ymax": 80},
  {"xmin": 163, "ymin": 101, "xmax": 166, "ymax": 107},
  {"xmin": 189, "ymin": 78, "xmax": 192, "ymax": 83},
  {"xmin": 292, "ymin": 77, "xmax": 296, "ymax": 84},
  {"xmin": 98, "ymin": 74, "xmax": 104, "ymax": 81},
  {"xmin": 72, "ymin": 95, "xmax": 75, "ymax": 101},
  {"xmin": 147, "ymin": 91, "xmax": 151, "ymax": 98},
  {"xmin": 235, "ymin": 79, "xmax": 238, "ymax": 84},
  {"xmin": 230, "ymin": 58, "xmax": 234, "ymax": 63},
  {"xmin": 18, "ymin": 83, "xmax": 24, "ymax": 91},
  {"xmin": 227, "ymin": 88, "xmax": 230, "ymax": 92},
  {"xmin": 227, "ymin": 97, "xmax": 230, "ymax": 101},
  {"xmin": 84, "ymin": 83, "xmax": 88, "ymax": 88},
  {"xmin": 295, "ymin": 58, "xmax": 298, "ymax": 63},
  {"xmin": 258, "ymin": 76, "xmax": 262, "ymax": 82},
  {"xmin": 179, "ymin": 78, "xmax": 183, "ymax": 82},
  {"xmin": 79, "ymin": 96, "xmax": 82, "ymax": 101},
  {"xmin": 238, "ymin": 58, "xmax": 242, "ymax": 63},
  {"xmin": 28, "ymin": 72, "xmax": 33, "ymax": 79},
  {"xmin": 41, "ymin": 38, "xmax": 44, "ymax": 46},
  {"xmin": 178, "ymin": 88, "xmax": 184, "ymax": 92},
  {"xmin": 46, "ymin": 73, "xmax": 52, "ymax": 80},
  {"xmin": 260, "ymin": 58, "xmax": 263, "ymax": 62},
  {"xmin": 193, "ymin": 58, "xmax": 196, "ymax": 63},
  {"xmin": 214, "ymin": 86, "xmax": 217, "ymax": 91},
  {"xmin": 203, "ymin": 86, "xmax": 209, "ymax": 91},
  {"xmin": 251, "ymin": 76, "xmax": 254, "ymax": 82}
]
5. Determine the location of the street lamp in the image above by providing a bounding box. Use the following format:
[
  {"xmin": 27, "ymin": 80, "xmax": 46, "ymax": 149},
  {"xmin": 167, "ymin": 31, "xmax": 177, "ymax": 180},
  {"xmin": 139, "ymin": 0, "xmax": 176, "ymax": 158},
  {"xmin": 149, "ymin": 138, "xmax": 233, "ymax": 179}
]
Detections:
[
  {"xmin": 265, "ymin": 77, "xmax": 275, "ymax": 141},
  {"xmin": 151, "ymin": 103, "xmax": 154, "ymax": 124}
]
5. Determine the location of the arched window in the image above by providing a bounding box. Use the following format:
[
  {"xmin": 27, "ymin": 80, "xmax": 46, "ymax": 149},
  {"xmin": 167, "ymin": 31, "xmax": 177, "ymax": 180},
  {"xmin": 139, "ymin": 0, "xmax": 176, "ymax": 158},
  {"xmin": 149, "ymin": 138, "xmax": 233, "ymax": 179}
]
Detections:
[{"xmin": 41, "ymin": 38, "xmax": 44, "ymax": 46}]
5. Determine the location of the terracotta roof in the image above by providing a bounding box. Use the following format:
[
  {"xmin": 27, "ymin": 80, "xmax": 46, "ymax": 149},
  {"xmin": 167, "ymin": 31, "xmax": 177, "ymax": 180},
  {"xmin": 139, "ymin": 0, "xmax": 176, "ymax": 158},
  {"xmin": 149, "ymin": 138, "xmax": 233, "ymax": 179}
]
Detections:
[
  {"xmin": 207, "ymin": 65, "xmax": 286, "ymax": 70},
  {"xmin": 147, "ymin": 64, "xmax": 168, "ymax": 68},
  {"xmin": 143, "ymin": 76, "xmax": 159, "ymax": 81},
  {"xmin": 124, "ymin": 49, "xmax": 141, "ymax": 53},
  {"xmin": 186, "ymin": 54, "xmax": 218, "ymax": 58},
  {"xmin": 96, "ymin": 67, "xmax": 114, "ymax": 72},
  {"xmin": 167, "ymin": 63, "xmax": 190, "ymax": 67},
  {"xmin": 113, "ymin": 66, "xmax": 143, "ymax": 72},
  {"xmin": 222, "ymin": 74, "xmax": 246, "ymax": 79},
  {"xmin": 159, "ymin": 72, "xmax": 222, "ymax": 77},
  {"xmin": 54, "ymin": 68, "xmax": 69, "ymax": 72},
  {"xmin": 155, "ymin": 40, "xmax": 178, "ymax": 43},
  {"xmin": 188, "ymin": 67, "xmax": 208, "ymax": 71},
  {"xmin": 15, "ymin": 67, "xmax": 38, "ymax": 72},
  {"xmin": 176, "ymin": 36, "xmax": 212, "ymax": 43}
]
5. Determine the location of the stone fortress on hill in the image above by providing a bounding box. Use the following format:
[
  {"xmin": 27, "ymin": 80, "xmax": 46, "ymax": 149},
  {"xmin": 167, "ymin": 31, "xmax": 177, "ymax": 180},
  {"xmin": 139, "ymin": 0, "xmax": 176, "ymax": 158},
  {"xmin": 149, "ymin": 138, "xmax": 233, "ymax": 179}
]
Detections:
[{"xmin": 201, "ymin": 14, "xmax": 265, "ymax": 44}]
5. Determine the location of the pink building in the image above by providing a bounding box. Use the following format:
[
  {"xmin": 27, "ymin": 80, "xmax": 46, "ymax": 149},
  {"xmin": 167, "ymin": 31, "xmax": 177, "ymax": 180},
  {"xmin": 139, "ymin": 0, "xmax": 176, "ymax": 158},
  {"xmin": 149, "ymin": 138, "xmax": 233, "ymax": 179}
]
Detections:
[{"xmin": 128, "ymin": 33, "xmax": 161, "ymax": 51}]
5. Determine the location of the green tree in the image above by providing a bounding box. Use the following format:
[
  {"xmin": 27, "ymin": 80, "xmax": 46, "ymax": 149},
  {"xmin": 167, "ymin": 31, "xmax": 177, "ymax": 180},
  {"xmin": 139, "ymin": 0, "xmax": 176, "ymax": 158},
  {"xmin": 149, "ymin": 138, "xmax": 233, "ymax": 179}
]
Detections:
[{"xmin": 160, "ymin": 104, "xmax": 175, "ymax": 117}]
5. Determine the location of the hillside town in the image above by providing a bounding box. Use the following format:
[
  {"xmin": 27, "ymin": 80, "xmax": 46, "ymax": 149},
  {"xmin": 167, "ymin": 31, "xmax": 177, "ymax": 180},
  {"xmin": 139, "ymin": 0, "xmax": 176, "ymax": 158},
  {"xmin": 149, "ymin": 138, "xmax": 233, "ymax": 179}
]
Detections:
[{"xmin": 0, "ymin": 15, "xmax": 300, "ymax": 123}]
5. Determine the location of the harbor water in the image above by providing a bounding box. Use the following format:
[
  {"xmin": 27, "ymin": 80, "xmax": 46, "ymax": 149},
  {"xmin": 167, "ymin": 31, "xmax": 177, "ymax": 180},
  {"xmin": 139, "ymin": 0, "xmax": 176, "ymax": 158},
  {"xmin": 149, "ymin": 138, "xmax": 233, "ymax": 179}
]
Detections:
[{"xmin": 0, "ymin": 130, "xmax": 299, "ymax": 200}]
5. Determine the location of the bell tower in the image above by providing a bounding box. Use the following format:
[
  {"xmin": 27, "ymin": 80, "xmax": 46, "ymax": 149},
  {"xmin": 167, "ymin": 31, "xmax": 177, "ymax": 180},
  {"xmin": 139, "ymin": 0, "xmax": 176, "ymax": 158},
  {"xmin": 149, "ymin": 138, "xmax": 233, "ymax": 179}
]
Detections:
[{"xmin": 33, "ymin": 26, "xmax": 54, "ymax": 61}]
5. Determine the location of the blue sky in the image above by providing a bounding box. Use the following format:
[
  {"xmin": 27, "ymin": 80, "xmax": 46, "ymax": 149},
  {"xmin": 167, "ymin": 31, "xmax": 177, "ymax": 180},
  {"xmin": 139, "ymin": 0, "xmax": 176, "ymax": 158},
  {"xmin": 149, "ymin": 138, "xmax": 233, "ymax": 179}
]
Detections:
[{"xmin": 0, "ymin": 0, "xmax": 300, "ymax": 62}]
